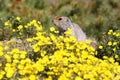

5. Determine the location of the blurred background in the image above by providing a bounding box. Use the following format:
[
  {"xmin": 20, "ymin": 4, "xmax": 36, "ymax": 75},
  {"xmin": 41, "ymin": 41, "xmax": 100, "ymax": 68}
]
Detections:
[{"xmin": 0, "ymin": 0, "xmax": 120, "ymax": 40}]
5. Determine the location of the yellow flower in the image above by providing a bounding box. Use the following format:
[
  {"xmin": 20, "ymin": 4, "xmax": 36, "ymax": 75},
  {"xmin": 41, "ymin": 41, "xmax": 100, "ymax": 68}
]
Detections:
[
  {"xmin": 50, "ymin": 27, "xmax": 55, "ymax": 32},
  {"xmin": 18, "ymin": 64, "xmax": 24, "ymax": 70},
  {"xmin": 18, "ymin": 25, "xmax": 23, "ymax": 30},
  {"xmin": 75, "ymin": 77, "xmax": 82, "ymax": 80},
  {"xmin": 103, "ymin": 56, "xmax": 108, "ymax": 59},
  {"xmin": 46, "ymin": 76, "xmax": 52, "ymax": 80},
  {"xmin": 115, "ymin": 33, "xmax": 120, "ymax": 37},
  {"xmin": 19, "ymin": 32, "xmax": 22, "ymax": 35},
  {"xmin": 36, "ymin": 25, "xmax": 42, "ymax": 31},
  {"xmin": 24, "ymin": 25, "xmax": 28, "ymax": 28},
  {"xmin": 109, "ymin": 57, "xmax": 114, "ymax": 63},
  {"xmin": 99, "ymin": 45, "xmax": 103, "ymax": 49},
  {"xmin": 86, "ymin": 39, "xmax": 91, "ymax": 44},
  {"xmin": 0, "ymin": 63, "xmax": 2, "ymax": 67},
  {"xmin": 113, "ymin": 42, "xmax": 117, "ymax": 46},
  {"xmin": 0, "ymin": 71, "xmax": 5, "ymax": 79},
  {"xmin": 16, "ymin": 16, "xmax": 21, "ymax": 21},
  {"xmin": 81, "ymin": 51, "xmax": 88, "ymax": 59},
  {"xmin": 113, "ymin": 48, "xmax": 116, "ymax": 52},
  {"xmin": 13, "ymin": 59, "xmax": 19, "ymax": 64},
  {"xmin": 20, "ymin": 53, "xmax": 26, "ymax": 59},
  {"xmin": 11, "ymin": 48, "xmax": 20, "ymax": 54},
  {"xmin": 54, "ymin": 30, "xmax": 59, "ymax": 33},
  {"xmin": 4, "ymin": 20, "xmax": 12, "ymax": 27},
  {"xmin": 32, "ymin": 19, "xmax": 37, "ymax": 24},
  {"xmin": 4, "ymin": 46, "xmax": 9, "ymax": 50},
  {"xmin": 0, "ymin": 46, "xmax": 3, "ymax": 51},
  {"xmin": 107, "ymin": 41, "xmax": 112, "ymax": 46},
  {"xmin": 0, "ymin": 52, "xmax": 3, "ymax": 56},
  {"xmin": 13, "ymin": 54, "xmax": 19, "ymax": 59},
  {"xmin": 107, "ymin": 29, "xmax": 113, "ymax": 35},
  {"xmin": 0, "ymin": 42, "xmax": 2, "ymax": 46},
  {"xmin": 29, "ymin": 75, "xmax": 36, "ymax": 80},
  {"xmin": 32, "ymin": 45, "xmax": 40, "ymax": 52},
  {"xmin": 64, "ymin": 28, "xmax": 72, "ymax": 36},
  {"xmin": 58, "ymin": 74, "xmax": 69, "ymax": 80},
  {"xmin": 115, "ymin": 55, "xmax": 118, "ymax": 59},
  {"xmin": 27, "ymin": 38, "xmax": 33, "ymax": 42},
  {"xmin": 4, "ymin": 54, "xmax": 11, "ymax": 62},
  {"xmin": 113, "ymin": 32, "xmax": 116, "ymax": 36},
  {"xmin": 37, "ymin": 21, "xmax": 41, "ymax": 24},
  {"xmin": 6, "ymin": 68, "xmax": 15, "ymax": 78},
  {"xmin": 12, "ymin": 29, "xmax": 16, "ymax": 32},
  {"xmin": 7, "ymin": 39, "xmax": 14, "ymax": 44}
]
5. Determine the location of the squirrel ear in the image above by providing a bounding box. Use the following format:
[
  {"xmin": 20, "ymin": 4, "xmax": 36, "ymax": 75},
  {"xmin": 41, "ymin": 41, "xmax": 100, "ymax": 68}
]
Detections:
[
  {"xmin": 66, "ymin": 19, "xmax": 69, "ymax": 22},
  {"xmin": 66, "ymin": 18, "xmax": 71, "ymax": 23}
]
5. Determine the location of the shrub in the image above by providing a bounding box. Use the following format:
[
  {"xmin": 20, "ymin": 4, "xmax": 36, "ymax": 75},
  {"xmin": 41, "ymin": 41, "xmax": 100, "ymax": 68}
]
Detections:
[
  {"xmin": 97, "ymin": 29, "xmax": 120, "ymax": 62},
  {"xmin": 0, "ymin": 19, "xmax": 120, "ymax": 80}
]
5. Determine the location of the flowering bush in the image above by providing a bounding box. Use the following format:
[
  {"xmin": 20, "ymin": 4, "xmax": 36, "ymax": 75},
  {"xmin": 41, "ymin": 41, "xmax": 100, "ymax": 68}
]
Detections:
[
  {"xmin": 0, "ymin": 18, "xmax": 120, "ymax": 80},
  {"xmin": 97, "ymin": 29, "xmax": 120, "ymax": 62},
  {"xmin": 1, "ymin": 0, "xmax": 120, "ymax": 39}
]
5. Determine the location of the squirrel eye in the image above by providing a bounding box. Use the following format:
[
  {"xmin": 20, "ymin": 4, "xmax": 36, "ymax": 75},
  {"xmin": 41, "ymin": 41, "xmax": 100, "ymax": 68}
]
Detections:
[{"xmin": 58, "ymin": 17, "xmax": 62, "ymax": 21}]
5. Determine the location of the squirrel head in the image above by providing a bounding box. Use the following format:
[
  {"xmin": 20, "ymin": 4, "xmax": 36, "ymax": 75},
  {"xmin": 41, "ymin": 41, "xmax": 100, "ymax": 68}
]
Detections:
[{"xmin": 52, "ymin": 16, "xmax": 72, "ymax": 30}]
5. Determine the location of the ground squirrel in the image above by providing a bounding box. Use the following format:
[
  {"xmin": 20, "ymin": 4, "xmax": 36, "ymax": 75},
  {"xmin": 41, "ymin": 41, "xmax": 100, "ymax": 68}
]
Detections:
[
  {"xmin": 52, "ymin": 16, "xmax": 87, "ymax": 42},
  {"xmin": 52, "ymin": 16, "xmax": 97, "ymax": 48}
]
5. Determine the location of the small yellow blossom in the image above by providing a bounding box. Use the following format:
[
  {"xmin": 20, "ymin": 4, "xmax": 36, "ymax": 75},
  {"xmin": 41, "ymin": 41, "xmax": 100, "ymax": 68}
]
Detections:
[
  {"xmin": 0, "ymin": 52, "xmax": 3, "ymax": 56},
  {"xmin": 27, "ymin": 38, "xmax": 33, "ymax": 42},
  {"xmin": 16, "ymin": 17, "xmax": 21, "ymax": 21},
  {"xmin": 4, "ymin": 46, "xmax": 9, "ymax": 50},
  {"xmin": 0, "ymin": 46, "xmax": 3, "ymax": 51},
  {"xmin": 108, "ymin": 41, "xmax": 112, "ymax": 46},
  {"xmin": 18, "ymin": 64, "xmax": 24, "ymax": 70},
  {"xmin": 107, "ymin": 29, "xmax": 113, "ymax": 35},
  {"xmin": 115, "ymin": 33, "xmax": 120, "ymax": 37},
  {"xmin": 37, "ymin": 21, "xmax": 41, "ymax": 24},
  {"xmin": 109, "ymin": 57, "xmax": 115, "ymax": 63},
  {"xmin": 50, "ymin": 27, "xmax": 55, "ymax": 32},
  {"xmin": 4, "ymin": 54, "xmax": 11, "ymax": 62},
  {"xmin": 4, "ymin": 20, "xmax": 12, "ymax": 27},
  {"xmin": 19, "ymin": 32, "xmax": 22, "ymax": 35},
  {"xmin": 20, "ymin": 54, "xmax": 26, "ymax": 59},
  {"xmin": 18, "ymin": 25, "xmax": 23, "ymax": 30},
  {"xmin": 13, "ymin": 54, "xmax": 19, "ymax": 59},
  {"xmin": 75, "ymin": 77, "xmax": 83, "ymax": 80},
  {"xmin": 12, "ymin": 29, "xmax": 16, "ymax": 32},
  {"xmin": 29, "ymin": 75, "xmax": 36, "ymax": 80},
  {"xmin": 7, "ymin": 39, "xmax": 14, "ymax": 44},
  {"xmin": 6, "ymin": 68, "xmax": 15, "ymax": 78},
  {"xmin": 13, "ymin": 59, "xmax": 19, "ymax": 64},
  {"xmin": 0, "ymin": 71, "xmax": 5, "ymax": 79},
  {"xmin": 113, "ymin": 48, "xmax": 116, "ymax": 52},
  {"xmin": 115, "ymin": 55, "xmax": 118, "ymax": 59},
  {"xmin": 103, "ymin": 56, "xmax": 108, "ymax": 59},
  {"xmin": 64, "ymin": 28, "xmax": 72, "ymax": 36},
  {"xmin": 46, "ymin": 76, "xmax": 52, "ymax": 80},
  {"xmin": 0, "ymin": 42, "xmax": 2, "ymax": 46},
  {"xmin": 113, "ymin": 32, "xmax": 116, "ymax": 36},
  {"xmin": 86, "ymin": 39, "xmax": 91, "ymax": 44},
  {"xmin": 32, "ymin": 19, "xmax": 37, "ymax": 24},
  {"xmin": 36, "ymin": 25, "xmax": 42, "ymax": 31},
  {"xmin": 113, "ymin": 42, "xmax": 117, "ymax": 46},
  {"xmin": 99, "ymin": 45, "xmax": 103, "ymax": 49},
  {"xmin": 24, "ymin": 25, "xmax": 28, "ymax": 28}
]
